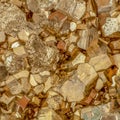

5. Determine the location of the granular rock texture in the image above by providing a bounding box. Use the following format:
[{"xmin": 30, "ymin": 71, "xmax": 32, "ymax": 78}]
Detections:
[
  {"xmin": 0, "ymin": 3, "xmax": 26, "ymax": 36},
  {"xmin": 0, "ymin": 0, "xmax": 120, "ymax": 120}
]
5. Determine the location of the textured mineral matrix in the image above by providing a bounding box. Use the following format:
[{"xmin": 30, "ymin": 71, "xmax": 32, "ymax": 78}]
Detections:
[{"xmin": 0, "ymin": 0, "xmax": 120, "ymax": 120}]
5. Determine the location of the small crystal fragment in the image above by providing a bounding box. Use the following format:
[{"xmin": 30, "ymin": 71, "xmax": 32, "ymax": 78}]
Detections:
[
  {"xmin": 30, "ymin": 74, "xmax": 38, "ymax": 86},
  {"xmin": 77, "ymin": 29, "xmax": 89, "ymax": 50},
  {"xmin": 72, "ymin": 1, "xmax": 86, "ymax": 20},
  {"xmin": 21, "ymin": 78, "xmax": 31, "ymax": 93},
  {"xmin": 70, "ymin": 22, "xmax": 77, "ymax": 32},
  {"xmin": 95, "ymin": 78, "xmax": 104, "ymax": 91},
  {"xmin": 80, "ymin": 89, "xmax": 97, "ymax": 105},
  {"xmin": 0, "ymin": 94, "xmax": 15, "ymax": 105},
  {"xmin": 48, "ymin": 10, "xmax": 67, "ymax": 32},
  {"xmin": 98, "ymin": 72, "xmax": 107, "ymax": 84},
  {"xmin": 6, "ymin": 79, "xmax": 22, "ymax": 95},
  {"xmin": 68, "ymin": 44, "xmax": 76, "ymax": 53},
  {"xmin": 37, "ymin": 107, "xmax": 62, "ymax": 120},
  {"xmin": 102, "ymin": 18, "xmax": 119, "ymax": 37},
  {"xmin": 32, "ymin": 96, "xmax": 40, "ymax": 106},
  {"xmin": 18, "ymin": 30, "xmax": 30, "ymax": 42},
  {"xmin": 34, "ymin": 84, "xmax": 44, "ymax": 95},
  {"xmin": 32, "ymin": 74, "xmax": 43, "ymax": 84},
  {"xmin": 8, "ymin": 36, "xmax": 18, "ymax": 45},
  {"xmin": 72, "ymin": 52, "xmax": 86, "ymax": 66},
  {"xmin": 17, "ymin": 96, "xmax": 30, "ymax": 110},
  {"xmin": 60, "ymin": 79, "xmax": 85, "ymax": 102},
  {"xmin": 46, "ymin": 95, "xmax": 62, "ymax": 110},
  {"xmin": 57, "ymin": 41, "xmax": 66, "ymax": 50},
  {"xmin": 69, "ymin": 33, "xmax": 78, "ymax": 43},
  {"xmin": 13, "ymin": 70, "xmax": 29, "ymax": 79},
  {"xmin": 89, "ymin": 54, "xmax": 112, "ymax": 71},
  {"xmin": 13, "ymin": 46, "xmax": 26, "ymax": 56},
  {"xmin": 11, "ymin": 41, "xmax": 20, "ymax": 48},
  {"xmin": 56, "ymin": 0, "xmax": 86, "ymax": 20},
  {"xmin": 77, "ymin": 63, "xmax": 98, "ymax": 88},
  {"xmin": 43, "ymin": 77, "xmax": 53, "ymax": 93}
]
